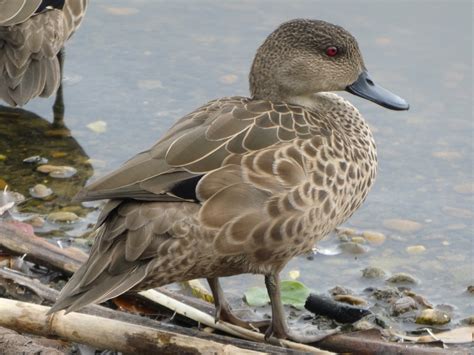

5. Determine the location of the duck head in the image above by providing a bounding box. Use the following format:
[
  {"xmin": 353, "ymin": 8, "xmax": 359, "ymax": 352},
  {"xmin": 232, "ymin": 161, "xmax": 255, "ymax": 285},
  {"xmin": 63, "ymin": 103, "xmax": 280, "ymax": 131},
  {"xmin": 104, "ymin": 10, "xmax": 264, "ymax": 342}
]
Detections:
[{"xmin": 250, "ymin": 19, "xmax": 409, "ymax": 110}]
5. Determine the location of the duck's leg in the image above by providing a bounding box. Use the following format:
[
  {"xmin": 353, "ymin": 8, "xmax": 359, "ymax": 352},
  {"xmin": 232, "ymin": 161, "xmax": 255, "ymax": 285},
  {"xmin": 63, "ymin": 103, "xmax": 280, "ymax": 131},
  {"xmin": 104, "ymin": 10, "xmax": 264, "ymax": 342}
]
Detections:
[
  {"xmin": 207, "ymin": 277, "xmax": 269, "ymax": 331},
  {"xmin": 264, "ymin": 273, "xmax": 338, "ymax": 343},
  {"xmin": 53, "ymin": 48, "xmax": 65, "ymax": 127}
]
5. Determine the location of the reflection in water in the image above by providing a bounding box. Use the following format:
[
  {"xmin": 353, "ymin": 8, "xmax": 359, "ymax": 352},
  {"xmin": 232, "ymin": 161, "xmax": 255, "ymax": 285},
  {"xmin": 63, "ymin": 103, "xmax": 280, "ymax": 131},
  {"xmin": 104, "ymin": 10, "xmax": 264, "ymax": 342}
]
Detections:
[{"xmin": 0, "ymin": 105, "xmax": 94, "ymax": 235}]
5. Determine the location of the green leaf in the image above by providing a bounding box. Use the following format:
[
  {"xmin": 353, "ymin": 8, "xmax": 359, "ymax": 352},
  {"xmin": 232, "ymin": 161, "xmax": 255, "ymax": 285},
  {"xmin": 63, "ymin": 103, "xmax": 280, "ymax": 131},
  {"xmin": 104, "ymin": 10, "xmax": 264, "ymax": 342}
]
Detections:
[
  {"xmin": 244, "ymin": 280, "xmax": 311, "ymax": 310},
  {"xmin": 244, "ymin": 286, "xmax": 270, "ymax": 307},
  {"xmin": 280, "ymin": 280, "xmax": 311, "ymax": 310}
]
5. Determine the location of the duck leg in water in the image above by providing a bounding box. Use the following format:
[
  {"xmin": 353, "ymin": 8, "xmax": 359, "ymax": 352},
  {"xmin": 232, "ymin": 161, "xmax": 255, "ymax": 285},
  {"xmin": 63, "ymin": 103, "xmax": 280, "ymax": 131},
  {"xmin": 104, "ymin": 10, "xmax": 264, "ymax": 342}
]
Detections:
[
  {"xmin": 265, "ymin": 274, "xmax": 338, "ymax": 343},
  {"xmin": 207, "ymin": 277, "xmax": 270, "ymax": 331}
]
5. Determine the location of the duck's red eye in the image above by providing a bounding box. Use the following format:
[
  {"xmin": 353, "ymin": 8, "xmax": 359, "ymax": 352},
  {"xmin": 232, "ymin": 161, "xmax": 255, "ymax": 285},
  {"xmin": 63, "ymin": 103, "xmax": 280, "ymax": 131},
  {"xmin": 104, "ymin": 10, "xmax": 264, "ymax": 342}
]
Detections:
[{"xmin": 325, "ymin": 46, "xmax": 338, "ymax": 57}]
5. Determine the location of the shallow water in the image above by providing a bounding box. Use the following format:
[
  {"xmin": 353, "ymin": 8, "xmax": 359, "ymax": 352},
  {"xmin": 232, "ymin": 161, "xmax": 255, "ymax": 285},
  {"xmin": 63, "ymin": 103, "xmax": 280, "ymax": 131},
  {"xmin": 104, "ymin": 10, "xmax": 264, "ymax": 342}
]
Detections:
[{"xmin": 1, "ymin": 0, "xmax": 472, "ymax": 334}]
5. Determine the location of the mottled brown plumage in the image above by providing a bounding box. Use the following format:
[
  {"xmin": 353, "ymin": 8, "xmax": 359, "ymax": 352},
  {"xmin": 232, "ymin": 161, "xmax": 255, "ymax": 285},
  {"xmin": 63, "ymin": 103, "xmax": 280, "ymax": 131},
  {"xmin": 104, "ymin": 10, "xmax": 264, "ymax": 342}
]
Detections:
[
  {"xmin": 0, "ymin": 0, "xmax": 88, "ymax": 111},
  {"xmin": 50, "ymin": 19, "xmax": 408, "ymax": 342}
]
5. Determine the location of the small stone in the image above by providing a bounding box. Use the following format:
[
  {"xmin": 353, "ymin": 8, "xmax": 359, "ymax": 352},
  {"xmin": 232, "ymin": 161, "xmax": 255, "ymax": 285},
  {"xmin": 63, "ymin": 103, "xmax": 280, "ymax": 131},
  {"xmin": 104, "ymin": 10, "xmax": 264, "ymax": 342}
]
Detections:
[
  {"xmin": 29, "ymin": 184, "xmax": 53, "ymax": 199},
  {"xmin": 383, "ymin": 219, "xmax": 423, "ymax": 233},
  {"xmin": 339, "ymin": 241, "xmax": 368, "ymax": 254},
  {"xmin": 0, "ymin": 178, "xmax": 6, "ymax": 189},
  {"xmin": 137, "ymin": 80, "xmax": 164, "ymax": 90},
  {"xmin": 391, "ymin": 296, "xmax": 417, "ymax": 316},
  {"xmin": 219, "ymin": 74, "xmax": 238, "ymax": 84},
  {"xmin": 25, "ymin": 216, "xmax": 45, "ymax": 228},
  {"xmin": 37, "ymin": 165, "xmax": 77, "ymax": 178},
  {"xmin": 372, "ymin": 287, "xmax": 402, "ymax": 301},
  {"xmin": 49, "ymin": 166, "xmax": 77, "ymax": 179},
  {"xmin": 51, "ymin": 151, "xmax": 67, "ymax": 158},
  {"xmin": 23, "ymin": 155, "xmax": 48, "ymax": 164},
  {"xmin": 386, "ymin": 273, "xmax": 417, "ymax": 285},
  {"xmin": 362, "ymin": 266, "xmax": 386, "ymax": 279},
  {"xmin": 353, "ymin": 320, "xmax": 374, "ymax": 330},
  {"xmin": 351, "ymin": 236, "xmax": 366, "ymax": 244},
  {"xmin": 288, "ymin": 270, "xmax": 300, "ymax": 280},
  {"xmin": 416, "ymin": 309, "xmax": 450, "ymax": 325},
  {"xmin": 406, "ymin": 245, "xmax": 426, "ymax": 254},
  {"xmin": 432, "ymin": 151, "xmax": 462, "ymax": 160},
  {"xmin": 453, "ymin": 182, "xmax": 474, "ymax": 194},
  {"xmin": 443, "ymin": 206, "xmax": 473, "ymax": 219},
  {"xmin": 336, "ymin": 227, "xmax": 358, "ymax": 237},
  {"xmin": 0, "ymin": 154, "xmax": 6, "ymax": 161},
  {"xmin": 467, "ymin": 286, "xmax": 474, "ymax": 294},
  {"xmin": 362, "ymin": 231, "xmax": 386, "ymax": 245},
  {"xmin": 329, "ymin": 286, "xmax": 352, "ymax": 296},
  {"xmin": 333, "ymin": 294, "xmax": 367, "ymax": 306},
  {"xmin": 460, "ymin": 316, "xmax": 474, "ymax": 325},
  {"xmin": 104, "ymin": 7, "xmax": 139, "ymax": 15},
  {"xmin": 47, "ymin": 211, "xmax": 79, "ymax": 223},
  {"xmin": 86, "ymin": 120, "xmax": 107, "ymax": 133}
]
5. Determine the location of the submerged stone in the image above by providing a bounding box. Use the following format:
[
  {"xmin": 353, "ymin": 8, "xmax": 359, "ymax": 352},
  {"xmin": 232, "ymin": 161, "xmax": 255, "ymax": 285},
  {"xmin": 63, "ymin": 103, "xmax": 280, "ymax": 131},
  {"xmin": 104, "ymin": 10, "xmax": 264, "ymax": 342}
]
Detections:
[
  {"xmin": 416, "ymin": 309, "xmax": 450, "ymax": 325},
  {"xmin": 29, "ymin": 184, "xmax": 53, "ymax": 199},
  {"xmin": 362, "ymin": 266, "xmax": 386, "ymax": 279},
  {"xmin": 391, "ymin": 296, "xmax": 417, "ymax": 316},
  {"xmin": 47, "ymin": 211, "xmax": 80, "ymax": 223},
  {"xmin": 386, "ymin": 273, "xmax": 417, "ymax": 285}
]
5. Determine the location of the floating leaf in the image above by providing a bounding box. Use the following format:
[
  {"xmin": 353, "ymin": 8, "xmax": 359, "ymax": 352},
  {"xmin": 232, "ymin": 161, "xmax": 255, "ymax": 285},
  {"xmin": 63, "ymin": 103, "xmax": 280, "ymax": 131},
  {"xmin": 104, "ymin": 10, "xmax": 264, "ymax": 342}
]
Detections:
[{"xmin": 244, "ymin": 280, "xmax": 311, "ymax": 309}]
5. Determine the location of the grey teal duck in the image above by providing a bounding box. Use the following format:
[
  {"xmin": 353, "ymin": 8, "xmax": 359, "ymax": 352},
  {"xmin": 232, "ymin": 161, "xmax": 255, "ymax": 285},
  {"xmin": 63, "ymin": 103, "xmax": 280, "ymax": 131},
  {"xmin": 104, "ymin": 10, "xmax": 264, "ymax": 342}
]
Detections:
[
  {"xmin": 0, "ymin": 0, "xmax": 88, "ymax": 125},
  {"xmin": 49, "ymin": 19, "xmax": 408, "ymax": 342}
]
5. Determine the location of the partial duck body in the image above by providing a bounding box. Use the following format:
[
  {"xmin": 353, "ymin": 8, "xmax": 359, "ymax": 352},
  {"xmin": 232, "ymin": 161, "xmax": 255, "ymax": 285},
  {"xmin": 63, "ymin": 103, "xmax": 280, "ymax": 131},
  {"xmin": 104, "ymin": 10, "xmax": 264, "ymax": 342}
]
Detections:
[{"xmin": 0, "ymin": 0, "xmax": 88, "ymax": 125}]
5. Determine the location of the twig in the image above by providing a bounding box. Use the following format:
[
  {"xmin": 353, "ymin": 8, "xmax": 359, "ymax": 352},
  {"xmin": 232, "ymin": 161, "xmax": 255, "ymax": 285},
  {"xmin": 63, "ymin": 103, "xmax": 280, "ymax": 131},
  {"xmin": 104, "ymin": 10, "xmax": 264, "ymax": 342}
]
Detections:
[{"xmin": 139, "ymin": 289, "xmax": 331, "ymax": 354}]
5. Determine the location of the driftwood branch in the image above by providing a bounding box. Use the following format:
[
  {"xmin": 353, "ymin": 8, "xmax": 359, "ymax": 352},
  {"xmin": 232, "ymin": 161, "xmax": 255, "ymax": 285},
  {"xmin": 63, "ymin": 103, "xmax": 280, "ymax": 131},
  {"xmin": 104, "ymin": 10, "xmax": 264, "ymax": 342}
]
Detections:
[
  {"xmin": 0, "ymin": 298, "xmax": 266, "ymax": 354},
  {"xmin": 0, "ymin": 221, "xmax": 86, "ymax": 274}
]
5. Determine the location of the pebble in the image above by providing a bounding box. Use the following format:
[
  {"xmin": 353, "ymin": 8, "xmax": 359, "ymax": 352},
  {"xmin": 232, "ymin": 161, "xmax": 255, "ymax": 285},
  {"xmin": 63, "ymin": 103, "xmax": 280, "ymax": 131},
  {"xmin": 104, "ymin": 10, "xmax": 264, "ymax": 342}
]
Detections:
[
  {"xmin": 0, "ymin": 178, "xmax": 6, "ymax": 189},
  {"xmin": 362, "ymin": 266, "xmax": 386, "ymax": 279},
  {"xmin": 383, "ymin": 219, "xmax": 423, "ymax": 233},
  {"xmin": 432, "ymin": 151, "xmax": 462, "ymax": 160},
  {"xmin": 333, "ymin": 294, "xmax": 367, "ymax": 306},
  {"xmin": 372, "ymin": 287, "xmax": 402, "ymax": 301},
  {"xmin": 29, "ymin": 184, "xmax": 53, "ymax": 199},
  {"xmin": 23, "ymin": 155, "xmax": 48, "ymax": 164},
  {"xmin": 406, "ymin": 245, "xmax": 426, "ymax": 254},
  {"xmin": 353, "ymin": 320, "xmax": 374, "ymax": 330},
  {"xmin": 104, "ymin": 7, "xmax": 139, "ymax": 15},
  {"xmin": 351, "ymin": 236, "xmax": 366, "ymax": 244},
  {"xmin": 391, "ymin": 296, "xmax": 417, "ymax": 316},
  {"xmin": 442, "ymin": 206, "xmax": 473, "ymax": 219},
  {"xmin": 47, "ymin": 211, "xmax": 79, "ymax": 223},
  {"xmin": 453, "ymin": 182, "xmax": 474, "ymax": 194},
  {"xmin": 329, "ymin": 286, "xmax": 352, "ymax": 296},
  {"xmin": 0, "ymin": 154, "xmax": 6, "ymax": 161},
  {"xmin": 339, "ymin": 241, "xmax": 368, "ymax": 254},
  {"xmin": 51, "ymin": 151, "xmax": 67, "ymax": 158},
  {"xmin": 416, "ymin": 309, "xmax": 450, "ymax": 325},
  {"xmin": 25, "ymin": 216, "xmax": 45, "ymax": 228},
  {"xmin": 467, "ymin": 286, "xmax": 474, "ymax": 294},
  {"xmin": 460, "ymin": 316, "xmax": 474, "ymax": 325},
  {"xmin": 37, "ymin": 165, "xmax": 77, "ymax": 178},
  {"xmin": 86, "ymin": 120, "xmax": 107, "ymax": 133},
  {"xmin": 362, "ymin": 231, "xmax": 386, "ymax": 245},
  {"xmin": 386, "ymin": 273, "xmax": 417, "ymax": 285},
  {"xmin": 336, "ymin": 227, "xmax": 358, "ymax": 237},
  {"xmin": 219, "ymin": 74, "xmax": 238, "ymax": 84}
]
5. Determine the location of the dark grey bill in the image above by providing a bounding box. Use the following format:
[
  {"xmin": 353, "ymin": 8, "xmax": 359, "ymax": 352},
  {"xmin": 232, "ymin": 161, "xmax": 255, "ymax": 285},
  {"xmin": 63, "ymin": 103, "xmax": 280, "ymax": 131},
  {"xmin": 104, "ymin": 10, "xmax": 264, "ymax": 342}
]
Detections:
[{"xmin": 346, "ymin": 71, "xmax": 409, "ymax": 111}]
